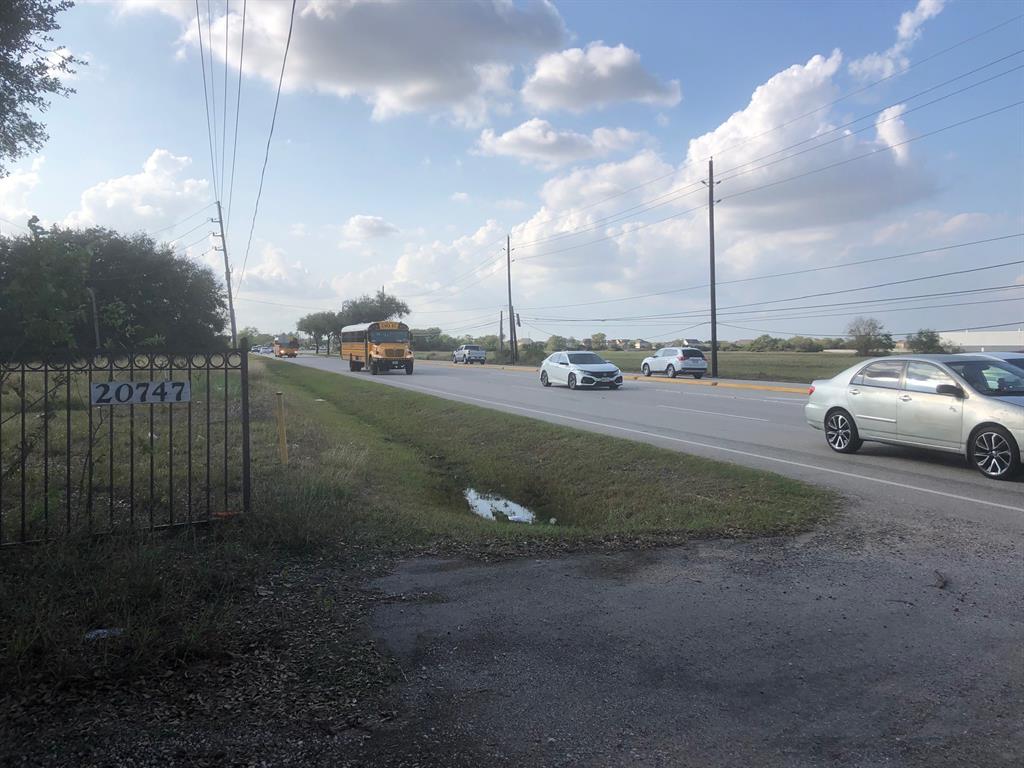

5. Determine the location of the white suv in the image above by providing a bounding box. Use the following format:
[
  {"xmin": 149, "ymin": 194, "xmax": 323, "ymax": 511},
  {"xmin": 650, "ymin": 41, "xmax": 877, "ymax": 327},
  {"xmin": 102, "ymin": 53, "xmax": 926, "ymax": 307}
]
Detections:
[
  {"xmin": 453, "ymin": 344, "xmax": 487, "ymax": 364},
  {"xmin": 641, "ymin": 347, "xmax": 708, "ymax": 379}
]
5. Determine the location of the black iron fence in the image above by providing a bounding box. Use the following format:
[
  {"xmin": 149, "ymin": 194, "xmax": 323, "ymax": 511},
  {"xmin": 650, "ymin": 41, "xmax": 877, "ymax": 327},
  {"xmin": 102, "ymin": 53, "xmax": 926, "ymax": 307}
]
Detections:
[{"xmin": 0, "ymin": 349, "xmax": 250, "ymax": 545}]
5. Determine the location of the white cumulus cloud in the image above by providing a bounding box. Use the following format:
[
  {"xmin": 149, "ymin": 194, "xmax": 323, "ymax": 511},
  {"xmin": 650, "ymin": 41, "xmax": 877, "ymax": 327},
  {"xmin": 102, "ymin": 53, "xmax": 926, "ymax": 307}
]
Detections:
[
  {"xmin": 141, "ymin": 0, "xmax": 565, "ymax": 127},
  {"xmin": 0, "ymin": 157, "xmax": 45, "ymax": 224},
  {"xmin": 522, "ymin": 42, "xmax": 681, "ymax": 112},
  {"xmin": 476, "ymin": 118, "xmax": 645, "ymax": 168},
  {"xmin": 848, "ymin": 0, "xmax": 945, "ymax": 80},
  {"xmin": 342, "ymin": 214, "xmax": 398, "ymax": 240},
  {"xmin": 63, "ymin": 149, "xmax": 210, "ymax": 232}
]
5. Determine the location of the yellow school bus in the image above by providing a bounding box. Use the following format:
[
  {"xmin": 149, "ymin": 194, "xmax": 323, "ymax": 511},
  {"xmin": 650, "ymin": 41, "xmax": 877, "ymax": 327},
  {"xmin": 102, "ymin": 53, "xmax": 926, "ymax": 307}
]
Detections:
[
  {"xmin": 273, "ymin": 335, "xmax": 300, "ymax": 358},
  {"xmin": 340, "ymin": 320, "xmax": 413, "ymax": 375}
]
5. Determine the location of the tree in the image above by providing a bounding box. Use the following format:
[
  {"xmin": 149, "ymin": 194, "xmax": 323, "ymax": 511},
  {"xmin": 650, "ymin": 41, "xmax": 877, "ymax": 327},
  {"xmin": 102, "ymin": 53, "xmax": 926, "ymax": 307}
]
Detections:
[
  {"xmin": 906, "ymin": 329, "xmax": 944, "ymax": 354},
  {"xmin": 545, "ymin": 335, "xmax": 568, "ymax": 352},
  {"xmin": 337, "ymin": 289, "xmax": 409, "ymax": 328},
  {"xmin": 847, "ymin": 316, "xmax": 895, "ymax": 357},
  {"xmin": 590, "ymin": 332, "xmax": 606, "ymax": 350},
  {"xmin": 297, "ymin": 311, "xmax": 337, "ymax": 354},
  {"xmin": 1, "ymin": 1, "xmax": 83, "ymax": 176},
  {"xmin": 1, "ymin": 225, "xmax": 228, "ymax": 358},
  {"xmin": 239, "ymin": 326, "xmax": 274, "ymax": 346}
]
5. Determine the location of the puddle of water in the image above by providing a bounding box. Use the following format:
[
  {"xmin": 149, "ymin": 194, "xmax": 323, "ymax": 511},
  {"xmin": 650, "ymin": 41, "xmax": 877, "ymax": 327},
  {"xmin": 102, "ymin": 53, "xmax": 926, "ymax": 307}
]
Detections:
[{"xmin": 464, "ymin": 488, "xmax": 537, "ymax": 524}]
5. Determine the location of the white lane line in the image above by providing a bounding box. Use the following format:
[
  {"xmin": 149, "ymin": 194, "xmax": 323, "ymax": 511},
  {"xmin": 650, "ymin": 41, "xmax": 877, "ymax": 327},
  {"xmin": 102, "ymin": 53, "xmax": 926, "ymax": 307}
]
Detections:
[
  {"xmin": 659, "ymin": 405, "xmax": 770, "ymax": 422},
  {"xmin": 392, "ymin": 381, "xmax": 1024, "ymax": 514}
]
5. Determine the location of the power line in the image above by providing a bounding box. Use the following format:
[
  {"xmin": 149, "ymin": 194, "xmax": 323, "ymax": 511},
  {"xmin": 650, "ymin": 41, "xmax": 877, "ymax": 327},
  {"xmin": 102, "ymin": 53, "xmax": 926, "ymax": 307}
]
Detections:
[
  {"xmin": 511, "ymin": 53, "xmax": 1022, "ymax": 256},
  {"xmin": 194, "ymin": 0, "xmax": 219, "ymax": 200},
  {"xmin": 236, "ymin": 0, "xmax": 297, "ymax": 296},
  {"xmin": 164, "ymin": 216, "xmax": 214, "ymax": 244},
  {"xmin": 220, "ymin": 0, "xmax": 229, "ymax": 198},
  {"xmin": 527, "ymin": 268, "xmax": 1024, "ymax": 323},
  {"xmin": 174, "ymin": 231, "xmax": 215, "ymax": 253},
  {"xmin": 226, "ymin": 0, "xmax": 246, "ymax": 230},
  {"xmin": 519, "ymin": 234, "xmax": 1023, "ymax": 312},
  {"xmin": 206, "ymin": 0, "xmax": 219, "ymax": 196},
  {"xmin": 720, "ymin": 319, "xmax": 1023, "ymax": 339},
  {"xmin": 721, "ymin": 101, "xmax": 1024, "ymax": 206},
  {"xmin": 143, "ymin": 202, "xmax": 216, "ymax": 236},
  {"xmin": 492, "ymin": 14, "xmax": 1023, "ymax": 243}
]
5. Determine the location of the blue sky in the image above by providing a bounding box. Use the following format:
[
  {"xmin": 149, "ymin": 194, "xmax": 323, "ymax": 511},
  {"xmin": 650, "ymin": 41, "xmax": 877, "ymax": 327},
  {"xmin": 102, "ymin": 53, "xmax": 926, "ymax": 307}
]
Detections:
[{"xmin": 1, "ymin": 0, "xmax": 1021, "ymax": 342}]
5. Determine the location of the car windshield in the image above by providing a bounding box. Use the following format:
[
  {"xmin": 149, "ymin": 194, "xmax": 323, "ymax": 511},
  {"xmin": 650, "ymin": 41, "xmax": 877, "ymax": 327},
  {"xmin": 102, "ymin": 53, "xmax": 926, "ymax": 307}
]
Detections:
[
  {"xmin": 567, "ymin": 352, "xmax": 606, "ymax": 365},
  {"xmin": 370, "ymin": 329, "xmax": 409, "ymax": 343},
  {"xmin": 946, "ymin": 360, "xmax": 1024, "ymax": 396},
  {"xmin": 465, "ymin": 345, "xmax": 482, "ymax": 350}
]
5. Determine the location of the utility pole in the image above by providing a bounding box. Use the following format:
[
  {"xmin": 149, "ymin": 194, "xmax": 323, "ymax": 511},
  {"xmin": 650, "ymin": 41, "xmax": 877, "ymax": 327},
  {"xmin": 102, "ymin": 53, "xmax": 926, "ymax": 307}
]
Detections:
[
  {"xmin": 499, "ymin": 310, "xmax": 504, "ymax": 354},
  {"xmin": 506, "ymin": 235, "xmax": 517, "ymax": 363},
  {"xmin": 214, "ymin": 199, "xmax": 238, "ymax": 347},
  {"xmin": 706, "ymin": 159, "xmax": 719, "ymax": 379}
]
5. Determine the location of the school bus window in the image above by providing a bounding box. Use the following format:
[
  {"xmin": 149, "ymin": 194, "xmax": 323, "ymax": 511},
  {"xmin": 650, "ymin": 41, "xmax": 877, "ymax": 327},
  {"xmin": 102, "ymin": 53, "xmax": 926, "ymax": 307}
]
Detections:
[{"xmin": 370, "ymin": 329, "xmax": 409, "ymax": 343}]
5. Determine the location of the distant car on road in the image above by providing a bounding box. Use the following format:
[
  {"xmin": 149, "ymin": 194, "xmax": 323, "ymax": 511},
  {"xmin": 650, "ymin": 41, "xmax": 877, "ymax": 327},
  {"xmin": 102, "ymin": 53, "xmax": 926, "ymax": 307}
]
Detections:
[
  {"xmin": 805, "ymin": 354, "xmax": 1024, "ymax": 480},
  {"xmin": 960, "ymin": 351, "xmax": 1024, "ymax": 370},
  {"xmin": 453, "ymin": 344, "xmax": 487, "ymax": 364},
  {"xmin": 641, "ymin": 347, "xmax": 708, "ymax": 379},
  {"xmin": 540, "ymin": 351, "xmax": 623, "ymax": 390}
]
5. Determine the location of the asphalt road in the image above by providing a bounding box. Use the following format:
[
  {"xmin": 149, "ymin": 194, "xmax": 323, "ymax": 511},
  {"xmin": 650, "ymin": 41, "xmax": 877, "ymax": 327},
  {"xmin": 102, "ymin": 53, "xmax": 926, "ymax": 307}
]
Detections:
[{"xmin": 285, "ymin": 354, "xmax": 1024, "ymax": 532}]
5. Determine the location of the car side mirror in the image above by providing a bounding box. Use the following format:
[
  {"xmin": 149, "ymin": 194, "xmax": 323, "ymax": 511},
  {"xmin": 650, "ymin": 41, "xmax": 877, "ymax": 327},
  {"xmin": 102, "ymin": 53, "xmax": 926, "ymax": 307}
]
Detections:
[{"xmin": 936, "ymin": 383, "xmax": 964, "ymax": 398}]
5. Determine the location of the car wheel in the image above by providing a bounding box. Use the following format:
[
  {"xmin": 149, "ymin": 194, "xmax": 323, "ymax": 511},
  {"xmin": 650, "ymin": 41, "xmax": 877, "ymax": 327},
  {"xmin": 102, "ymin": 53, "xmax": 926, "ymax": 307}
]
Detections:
[
  {"xmin": 666, "ymin": 365, "xmax": 676, "ymax": 379},
  {"xmin": 609, "ymin": 383, "xmax": 620, "ymax": 390},
  {"xmin": 405, "ymin": 362, "xmax": 414, "ymax": 375},
  {"xmin": 824, "ymin": 409, "xmax": 862, "ymax": 453},
  {"xmin": 693, "ymin": 373, "xmax": 704, "ymax": 380},
  {"xmin": 969, "ymin": 425, "xmax": 1020, "ymax": 480},
  {"xmin": 541, "ymin": 370, "xmax": 551, "ymax": 387},
  {"xmin": 642, "ymin": 363, "xmax": 651, "ymax": 377},
  {"xmin": 568, "ymin": 373, "xmax": 577, "ymax": 390}
]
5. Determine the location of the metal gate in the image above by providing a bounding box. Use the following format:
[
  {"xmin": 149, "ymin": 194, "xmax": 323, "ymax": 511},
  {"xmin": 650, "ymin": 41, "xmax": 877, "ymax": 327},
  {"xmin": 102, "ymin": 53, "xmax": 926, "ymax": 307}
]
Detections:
[{"xmin": 0, "ymin": 349, "xmax": 251, "ymax": 546}]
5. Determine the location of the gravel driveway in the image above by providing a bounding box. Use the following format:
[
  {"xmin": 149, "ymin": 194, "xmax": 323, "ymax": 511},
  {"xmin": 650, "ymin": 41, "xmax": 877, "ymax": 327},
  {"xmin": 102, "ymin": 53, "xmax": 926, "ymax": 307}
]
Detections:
[{"xmin": 367, "ymin": 501, "xmax": 1024, "ymax": 767}]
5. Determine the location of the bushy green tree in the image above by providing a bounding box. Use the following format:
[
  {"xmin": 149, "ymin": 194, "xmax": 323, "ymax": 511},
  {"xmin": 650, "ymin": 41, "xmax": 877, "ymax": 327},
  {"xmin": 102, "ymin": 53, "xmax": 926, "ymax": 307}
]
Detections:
[
  {"xmin": 0, "ymin": 224, "xmax": 228, "ymax": 358},
  {"xmin": 847, "ymin": 316, "xmax": 895, "ymax": 357},
  {"xmin": 1, "ymin": 0, "xmax": 82, "ymax": 176},
  {"xmin": 906, "ymin": 329, "xmax": 944, "ymax": 354}
]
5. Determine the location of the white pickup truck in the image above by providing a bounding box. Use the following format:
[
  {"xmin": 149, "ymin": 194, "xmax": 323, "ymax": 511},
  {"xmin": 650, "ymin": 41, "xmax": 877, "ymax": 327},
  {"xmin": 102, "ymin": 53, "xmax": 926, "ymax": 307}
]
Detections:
[{"xmin": 452, "ymin": 344, "xmax": 487, "ymax": 364}]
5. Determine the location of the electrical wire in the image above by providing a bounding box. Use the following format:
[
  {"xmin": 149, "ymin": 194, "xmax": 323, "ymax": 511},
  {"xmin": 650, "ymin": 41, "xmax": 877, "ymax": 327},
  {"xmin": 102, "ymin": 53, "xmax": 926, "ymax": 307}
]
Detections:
[
  {"xmin": 194, "ymin": 0, "xmax": 219, "ymax": 199},
  {"xmin": 236, "ymin": 0, "xmax": 297, "ymax": 296},
  {"xmin": 515, "ymin": 234, "xmax": 1024, "ymax": 312},
  {"xmin": 206, "ymin": 0, "xmax": 219, "ymax": 194},
  {"xmin": 226, "ymin": 0, "xmax": 246, "ymax": 230},
  {"xmin": 143, "ymin": 203, "xmax": 216, "ymax": 236},
  {"xmin": 488, "ymin": 14, "xmax": 1024, "ymax": 247},
  {"xmin": 164, "ymin": 217, "xmax": 214, "ymax": 244},
  {"xmin": 719, "ymin": 319, "xmax": 1023, "ymax": 339},
  {"xmin": 220, "ymin": 0, "xmax": 229, "ymax": 197}
]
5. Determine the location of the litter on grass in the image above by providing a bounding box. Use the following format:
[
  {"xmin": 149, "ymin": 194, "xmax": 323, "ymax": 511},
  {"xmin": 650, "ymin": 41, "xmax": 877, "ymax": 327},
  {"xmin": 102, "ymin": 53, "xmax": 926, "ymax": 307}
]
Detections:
[{"xmin": 464, "ymin": 489, "xmax": 537, "ymax": 524}]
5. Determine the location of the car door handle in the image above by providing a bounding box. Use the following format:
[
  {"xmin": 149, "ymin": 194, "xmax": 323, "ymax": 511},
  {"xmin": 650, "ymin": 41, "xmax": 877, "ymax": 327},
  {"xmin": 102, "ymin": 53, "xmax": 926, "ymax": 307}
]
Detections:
[
  {"xmin": 848, "ymin": 388, "xmax": 860, "ymax": 395},
  {"xmin": 898, "ymin": 395, "xmax": 912, "ymax": 402}
]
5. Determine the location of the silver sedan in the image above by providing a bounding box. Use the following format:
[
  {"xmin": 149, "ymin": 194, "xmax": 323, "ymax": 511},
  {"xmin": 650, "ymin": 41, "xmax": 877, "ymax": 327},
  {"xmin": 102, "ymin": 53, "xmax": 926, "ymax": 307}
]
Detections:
[{"xmin": 805, "ymin": 354, "xmax": 1024, "ymax": 480}]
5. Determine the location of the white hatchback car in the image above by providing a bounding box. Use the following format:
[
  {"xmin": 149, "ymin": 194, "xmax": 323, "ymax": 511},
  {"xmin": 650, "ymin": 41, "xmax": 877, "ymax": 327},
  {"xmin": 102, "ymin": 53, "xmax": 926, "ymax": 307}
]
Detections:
[
  {"xmin": 540, "ymin": 351, "xmax": 623, "ymax": 390},
  {"xmin": 805, "ymin": 354, "xmax": 1024, "ymax": 479},
  {"xmin": 641, "ymin": 347, "xmax": 708, "ymax": 379}
]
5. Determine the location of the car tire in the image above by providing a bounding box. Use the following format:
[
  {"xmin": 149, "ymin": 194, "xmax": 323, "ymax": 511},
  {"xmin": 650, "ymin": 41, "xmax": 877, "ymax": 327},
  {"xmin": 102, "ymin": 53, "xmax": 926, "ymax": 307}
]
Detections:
[
  {"xmin": 541, "ymin": 371, "xmax": 551, "ymax": 387},
  {"xmin": 693, "ymin": 373, "xmax": 704, "ymax": 380},
  {"xmin": 609, "ymin": 383, "xmax": 620, "ymax": 390},
  {"xmin": 968, "ymin": 425, "xmax": 1020, "ymax": 480},
  {"xmin": 666, "ymin": 365, "xmax": 676, "ymax": 379},
  {"xmin": 824, "ymin": 408, "xmax": 862, "ymax": 453},
  {"xmin": 642, "ymin": 363, "xmax": 651, "ymax": 377},
  {"xmin": 405, "ymin": 362, "xmax": 414, "ymax": 375},
  {"xmin": 568, "ymin": 373, "xmax": 577, "ymax": 390}
]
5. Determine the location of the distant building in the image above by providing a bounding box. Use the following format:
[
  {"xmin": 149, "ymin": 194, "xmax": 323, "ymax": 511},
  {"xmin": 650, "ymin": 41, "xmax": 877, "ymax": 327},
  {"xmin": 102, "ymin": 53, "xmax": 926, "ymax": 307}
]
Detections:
[
  {"xmin": 608, "ymin": 338, "xmax": 631, "ymax": 349},
  {"xmin": 633, "ymin": 339, "xmax": 652, "ymax": 350},
  {"xmin": 941, "ymin": 329, "xmax": 1024, "ymax": 352},
  {"xmin": 580, "ymin": 338, "xmax": 593, "ymax": 349},
  {"xmin": 683, "ymin": 338, "xmax": 703, "ymax": 347},
  {"xmin": 516, "ymin": 337, "xmax": 534, "ymax": 348}
]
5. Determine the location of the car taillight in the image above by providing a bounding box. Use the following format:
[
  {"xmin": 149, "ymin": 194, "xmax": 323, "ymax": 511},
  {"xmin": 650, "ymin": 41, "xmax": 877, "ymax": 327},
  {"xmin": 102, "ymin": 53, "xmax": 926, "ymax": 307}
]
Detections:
[
  {"xmin": 676, "ymin": 355, "xmax": 685, "ymax": 361},
  {"xmin": 808, "ymin": 385, "xmax": 815, "ymax": 396}
]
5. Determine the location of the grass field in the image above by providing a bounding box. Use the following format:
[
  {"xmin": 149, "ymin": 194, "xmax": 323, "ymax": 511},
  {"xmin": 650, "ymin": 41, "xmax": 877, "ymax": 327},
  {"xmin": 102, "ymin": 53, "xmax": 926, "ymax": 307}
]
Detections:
[
  {"xmin": 0, "ymin": 357, "xmax": 835, "ymax": 691},
  {"xmin": 411, "ymin": 349, "xmax": 858, "ymax": 383}
]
